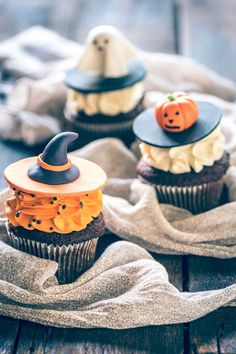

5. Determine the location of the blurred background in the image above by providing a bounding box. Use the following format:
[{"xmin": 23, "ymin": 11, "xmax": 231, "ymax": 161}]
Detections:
[{"xmin": 0, "ymin": 0, "xmax": 236, "ymax": 81}]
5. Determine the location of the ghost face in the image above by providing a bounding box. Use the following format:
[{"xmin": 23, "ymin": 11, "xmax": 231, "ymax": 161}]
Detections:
[{"xmin": 92, "ymin": 33, "xmax": 111, "ymax": 53}]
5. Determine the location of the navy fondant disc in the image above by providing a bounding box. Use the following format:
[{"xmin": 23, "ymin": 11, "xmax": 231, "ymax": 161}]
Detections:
[
  {"xmin": 133, "ymin": 102, "xmax": 222, "ymax": 148},
  {"xmin": 65, "ymin": 60, "xmax": 146, "ymax": 93}
]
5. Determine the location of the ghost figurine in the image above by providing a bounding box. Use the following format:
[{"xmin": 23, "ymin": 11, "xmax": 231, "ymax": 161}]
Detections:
[{"xmin": 78, "ymin": 25, "xmax": 137, "ymax": 78}]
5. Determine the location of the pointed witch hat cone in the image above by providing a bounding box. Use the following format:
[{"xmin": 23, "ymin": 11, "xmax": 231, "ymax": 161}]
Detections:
[
  {"xmin": 4, "ymin": 132, "xmax": 107, "ymax": 196},
  {"xmin": 28, "ymin": 132, "xmax": 80, "ymax": 185}
]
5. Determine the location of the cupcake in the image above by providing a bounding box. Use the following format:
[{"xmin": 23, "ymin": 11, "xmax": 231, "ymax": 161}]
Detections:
[
  {"xmin": 64, "ymin": 25, "xmax": 146, "ymax": 147},
  {"xmin": 4, "ymin": 132, "xmax": 107, "ymax": 284},
  {"xmin": 133, "ymin": 92, "xmax": 230, "ymax": 214}
]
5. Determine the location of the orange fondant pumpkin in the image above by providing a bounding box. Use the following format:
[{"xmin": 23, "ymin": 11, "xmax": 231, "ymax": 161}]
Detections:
[{"xmin": 154, "ymin": 92, "xmax": 199, "ymax": 133}]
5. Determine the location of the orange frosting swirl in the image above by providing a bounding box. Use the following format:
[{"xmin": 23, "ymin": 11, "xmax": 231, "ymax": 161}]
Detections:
[{"xmin": 5, "ymin": 188, "xmax": 103, "ymax": 234}]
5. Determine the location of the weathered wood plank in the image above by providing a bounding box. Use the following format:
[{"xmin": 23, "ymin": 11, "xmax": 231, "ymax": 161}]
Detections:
[
  {"xmin": 188, "ymin": 256, "xmax": 236, "ymax": 291},
  {"xmin": 181, "ymin": 0, "xmax": 236, "ymax": 80},
  {"xmin": 15, "ymin": 320, "xmax": 183, "ymax": 354},
  {"xmin": 189, "ymin": 308, "xmax": 236, "ymax": 354},
  {"xmin": 0, "ymin": 316, "xmax": 20, "ymax": 354},
  {"xmin": 43, "ymin": 325, "xmax": 183, "ymax": 354},
  {"xmin": 188, "ymin": 256, "xmax": 236, "ymax": 353}
]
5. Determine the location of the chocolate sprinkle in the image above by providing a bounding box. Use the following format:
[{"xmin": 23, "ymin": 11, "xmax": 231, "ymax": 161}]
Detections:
[
  {"xmin": 31, "ymin": 194, "xmax": 35, "ymax": 197},
  {"xmin": 50, "ymin": 201, "xmax": 54, "ymax": 204},
  {"xmin": 36, "ymin": 220, "xmax": 41, "ymax": 224},
  {"xmin": 50, "ymin": 227, "xmax": 53, "ymax": 230},
  {"xmin": 28, "ymin": 224, "xmax": 32, "ymax": 228},
  {"xmin": 80, "ymin": 202, "xmax": 83, "ymax": 208},
  {"xmin": 15, "ymin": 212, "xmax": 20, "ymax": 217},
  {"xmin": 57, "ymin": 212, "xmax": 60, "ymax": 215},
  {"xmin": 62, "ymin": 205, "xmax": 66, "ymax": 209},
  {"xmin": 32, "ymin": 219, "xmax": 36, "ymax": 222},
  {"xmin": 53, "ymin": 197, "xmax": 57, "ymax": 201}
]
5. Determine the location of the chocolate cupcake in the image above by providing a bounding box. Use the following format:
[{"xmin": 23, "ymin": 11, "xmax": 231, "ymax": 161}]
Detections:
[
  {"xmin": 4, "ymin": 132, "xmax": 107, "ymax": 284},
  {"xmin": 64, "ymin": 26, "xmax": 146, "ymax": 147},
  {"xmin": 133, "ymin": 92, "xmax": 230, "ymax": 214}
]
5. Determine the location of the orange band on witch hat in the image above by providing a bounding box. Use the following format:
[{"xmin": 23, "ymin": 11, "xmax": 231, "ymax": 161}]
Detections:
[{"xmin": 37, "ymin": 154, "xmax": 72, "ymax": 172}]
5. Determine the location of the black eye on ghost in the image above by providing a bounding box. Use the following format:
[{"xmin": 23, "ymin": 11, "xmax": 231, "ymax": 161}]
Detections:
[{"xmin": 104, "ymin": 38, "xmax": 109, "ymax": 44}]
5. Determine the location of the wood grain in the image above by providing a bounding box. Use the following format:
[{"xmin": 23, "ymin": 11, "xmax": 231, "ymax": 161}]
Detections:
[
  {"xmin": 0, "ymin": 316, "xmax": 20, "ymax": 354},
  {"xmin": 14, "ymin": 322, "xmax": 183, "ymax": 354},
  {"xmin": 187, "ymin": 256, "xmax": 236, "ymax": 353}
]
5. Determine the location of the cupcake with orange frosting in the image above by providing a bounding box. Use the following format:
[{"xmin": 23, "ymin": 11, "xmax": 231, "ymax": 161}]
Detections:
[
  {"xmin": 4, "ymin": 132, "xmax": 107, "ymax": 284},
  {"xmin": 133, "ymin": 92, "xmax": 230, "ymax": 213}
]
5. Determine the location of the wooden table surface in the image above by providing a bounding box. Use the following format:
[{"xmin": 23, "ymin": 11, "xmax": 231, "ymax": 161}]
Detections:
[{"xmin": 0, "ymin": 1, "xmax": 236, "ymax": 353}]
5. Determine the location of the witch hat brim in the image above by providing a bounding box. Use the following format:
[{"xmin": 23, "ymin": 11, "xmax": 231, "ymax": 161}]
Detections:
[
  {"xmin": 4, "ymin": 156, "xmax": 107, "ymax": 196},
  {"xmin": 65, "ymin": 60, "xmax": 146, "ymax": 94},
  {"xmin": 133, "ymin": 102, "xmax": 222, "ymax": 148}
]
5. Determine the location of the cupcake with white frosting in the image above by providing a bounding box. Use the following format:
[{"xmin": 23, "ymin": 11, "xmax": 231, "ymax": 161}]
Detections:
[
  {"xmin": 64, "ymin": 25, "xmax": 146, "ymax": 147},
  {"xmin": 133, "ymin": 92, "xmax": 230, "ymax": 213}
]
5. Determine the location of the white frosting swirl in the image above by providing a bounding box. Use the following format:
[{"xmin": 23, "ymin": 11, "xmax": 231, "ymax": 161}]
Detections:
[
  {"xmin": 140, "ymin": 127, "xmax": 225, "ymax": 174},
  {"xmin": 67, "ymin": 83, "xmax": 143, "ymax": 116}
]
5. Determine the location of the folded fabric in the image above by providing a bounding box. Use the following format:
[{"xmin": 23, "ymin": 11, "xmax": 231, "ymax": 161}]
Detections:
[
  {"xmin": 0, "ymin": 237, "xmax": 235, "ymax": 328},
  {"xmin": 1, "ymin": 26, "xmax": 236, "ymax": 145}
]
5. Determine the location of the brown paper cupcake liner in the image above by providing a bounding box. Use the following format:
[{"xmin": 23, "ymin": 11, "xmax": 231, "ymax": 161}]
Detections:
[
  {"xmin": 155, "ymin": 179, "xmax": 224, "ymax": 214},
  {"xmin": 7, "ymin": 224, "xmax": 98, "ymax": 284}
]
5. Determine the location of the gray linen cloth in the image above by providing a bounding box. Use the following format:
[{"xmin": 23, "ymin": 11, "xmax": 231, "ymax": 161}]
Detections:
[{"xmin": 0, "ymin": 229, "xmax": 235, "ymax": 328}]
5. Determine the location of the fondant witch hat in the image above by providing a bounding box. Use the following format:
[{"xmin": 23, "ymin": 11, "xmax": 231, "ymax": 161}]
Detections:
[
  {"xmin": 133, "ymin": 92, "xmax": 222, "ymax": 148},
  {"xmin": 28, "ymin": 132, "xmax": 80, "ymax": 185},
  {"xmin": 65, "ymin": 25, "xmax": 146, "ymax": 93},
  {"xmin": 4, "ymin": 132, "xmax": 107, "ymax": 196}
]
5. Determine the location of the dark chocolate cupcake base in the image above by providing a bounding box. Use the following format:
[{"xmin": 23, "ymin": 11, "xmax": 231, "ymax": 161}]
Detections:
[
  {"xmin": 137, "ymin": 153, "xmax": 230, "ymax": 214},
  {"xmin": 64, "ymin": 99, "xmax": 144, "ymax": 147},
  {"xmin": 137, "ymin": 152, "xmax": 229, "ymax": 187},
  {"xmin": 7, "ymin": 214, "xmax": 105, "ymax": 284}
]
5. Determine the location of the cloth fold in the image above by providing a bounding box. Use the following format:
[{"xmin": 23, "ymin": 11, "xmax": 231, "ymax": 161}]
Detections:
[{"xmin": 0, "ymin": 238, "xmax": 235, "ymax": 328}]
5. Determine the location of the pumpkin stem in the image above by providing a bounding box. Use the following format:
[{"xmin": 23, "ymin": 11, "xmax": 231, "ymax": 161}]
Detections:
[{"xmin": 166, "ymin": 93, "xmax": 175, "ymax": 101}]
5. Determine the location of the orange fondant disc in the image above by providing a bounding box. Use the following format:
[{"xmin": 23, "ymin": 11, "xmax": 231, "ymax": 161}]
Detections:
[{"xmin": 4, "ymin": 155, "xmax": 107, "ymax": 196}]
